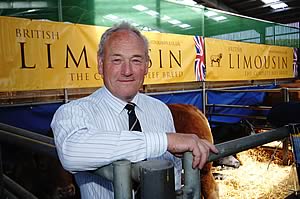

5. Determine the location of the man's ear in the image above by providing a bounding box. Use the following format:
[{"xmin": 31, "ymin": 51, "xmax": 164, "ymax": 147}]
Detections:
[{"xmin": 98, "ymin": 56, "xmax": 104, "ymax": 75}]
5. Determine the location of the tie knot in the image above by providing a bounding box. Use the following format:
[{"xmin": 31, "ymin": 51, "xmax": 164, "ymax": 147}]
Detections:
[
  {"xmin": 124, "ymin": 102, "xmax": 141, "ymax": 132},
  {"xmin": 124, "ymin": 103, "xmax": 136, "ymax": 113}
]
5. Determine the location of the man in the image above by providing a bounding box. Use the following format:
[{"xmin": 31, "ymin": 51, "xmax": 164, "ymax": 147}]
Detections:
[{"xmin": 51, "ymin": 22, "xmax": 218, "ymax": 199}]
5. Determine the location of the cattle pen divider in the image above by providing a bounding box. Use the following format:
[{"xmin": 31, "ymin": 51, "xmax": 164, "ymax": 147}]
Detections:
[
  {"xmin": 205, "ymin": 87, "xmax": 300, "ymax": 121},
  {"xmin": 205, "ymin": 87, "xmax": 300, "ymax": 165},
  {"xmin": 0, "ymin": 122, "xmax": 298, "ymax": 199}
]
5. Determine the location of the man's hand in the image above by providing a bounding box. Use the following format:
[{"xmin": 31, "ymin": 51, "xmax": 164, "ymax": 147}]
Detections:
[{"xmin": 166, "ymin": 133, "xmax": 218, "ymax": 169}]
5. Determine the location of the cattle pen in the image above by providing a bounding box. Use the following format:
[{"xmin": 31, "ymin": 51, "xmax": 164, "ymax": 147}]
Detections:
[
  {"xmin": 0, "ymin": 121, "xmax": 299, "ymax": 199},
  {"xmin": 0, "ymin": 81, "xmax": 300, "ymax": 199},
  {"xmin": 204, "ymin": 85, "xmax": 300, "ymax": 166},
  {"xmin": 1, "ymin": 1, "xmax": 299, "ymax": 198}
]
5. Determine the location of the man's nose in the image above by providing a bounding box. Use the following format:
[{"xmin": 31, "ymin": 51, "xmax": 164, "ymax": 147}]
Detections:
[{"xmin": 121, "ymin": 60, "xmax": 133, "ymax": 75}]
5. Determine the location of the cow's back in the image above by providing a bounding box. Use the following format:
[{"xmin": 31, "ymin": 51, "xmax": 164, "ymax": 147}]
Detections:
[{"xmin": 168, "ymin": 104, "xmax": 213, "ymax": 143}]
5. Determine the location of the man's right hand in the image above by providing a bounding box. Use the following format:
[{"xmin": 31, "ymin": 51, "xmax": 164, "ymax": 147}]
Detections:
[{"xmin": 166, "ymin": 133, "xmax": 218, "ymax": 169}]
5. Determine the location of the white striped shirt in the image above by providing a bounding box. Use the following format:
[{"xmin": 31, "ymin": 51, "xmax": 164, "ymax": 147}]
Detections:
[{"xmin": 51, "ymin": 87, "xmax": 182, "ymax": 199}]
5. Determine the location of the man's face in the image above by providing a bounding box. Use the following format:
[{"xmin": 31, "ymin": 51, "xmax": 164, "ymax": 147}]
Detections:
[{"xmin": 98, "ymin": 30, "xmax": 149, "ymax": 102}]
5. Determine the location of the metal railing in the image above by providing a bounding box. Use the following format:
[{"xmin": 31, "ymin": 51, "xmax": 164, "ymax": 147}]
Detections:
[
  {"xmin": 205, "ymin": 86, "xmax": 300, "ymax": 165},
  {"xmin": 0, "ymin": 122, "xmax": 296, "ymax": 199},
  {"xmin": 206, "ymin": 87, "xmax": 300, "ymax": 120}
]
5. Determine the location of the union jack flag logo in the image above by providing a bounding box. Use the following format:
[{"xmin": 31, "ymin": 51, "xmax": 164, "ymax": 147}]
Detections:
[{"xmin": 193, "ymin": 36, "xmax": 206, "ymax": 81}]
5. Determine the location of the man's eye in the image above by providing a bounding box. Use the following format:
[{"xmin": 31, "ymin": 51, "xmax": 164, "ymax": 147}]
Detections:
[
  {"xmin": 132, "ymin": 59, "xmax": 142, "ymax": 64},
  {"xmin": 112, "ymin": 59, "xmax": 121, "ymax": 64}
]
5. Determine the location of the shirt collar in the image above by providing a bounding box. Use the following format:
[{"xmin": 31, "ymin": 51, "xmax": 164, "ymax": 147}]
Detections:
[{"xmin": 102, "ymin": 86, "xmax": 142, "ymax": 114}]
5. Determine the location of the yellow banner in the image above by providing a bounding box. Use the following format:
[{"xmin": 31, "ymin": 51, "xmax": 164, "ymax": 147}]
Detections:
[
  {"xmin": 205, "ymin": 38, "xmax": 294, "ymax": 81},
  {"xmin": 0, "ymin": 16, "xmax": 197, "ymax": 92},
  {"xmin": 1, "ymin": 17, "xmax": 294, "ymax": 92},
  {"xmin": 145, "ymin": 32, "xmax": 196, "ymax": 84}
]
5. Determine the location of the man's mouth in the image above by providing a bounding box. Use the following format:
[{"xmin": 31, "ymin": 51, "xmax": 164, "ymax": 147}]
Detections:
[{"xmin": 119, "ymin": 79, "xmax": 134, "ymax": 82}]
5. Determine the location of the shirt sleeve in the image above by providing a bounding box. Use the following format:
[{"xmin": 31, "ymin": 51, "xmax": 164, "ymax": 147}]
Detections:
[{"xmin": 51, "ymin": 103, "xmax": 167, "ymax": 172}]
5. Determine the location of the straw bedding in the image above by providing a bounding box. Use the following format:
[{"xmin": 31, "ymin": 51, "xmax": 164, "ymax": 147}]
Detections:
[{"xmin": 213, "ymin": 143, "xmax": 299, "ymax": 199}]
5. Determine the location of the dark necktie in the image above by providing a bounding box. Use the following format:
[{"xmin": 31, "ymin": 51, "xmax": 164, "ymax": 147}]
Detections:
[{"xmin": 124, "ymin": 102, "xmax": 142, "ymax": 132}]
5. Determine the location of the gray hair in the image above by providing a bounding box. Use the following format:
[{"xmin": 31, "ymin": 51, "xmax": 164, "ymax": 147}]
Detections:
[{"xmin": 97, "ymin": 22, "xmax": 149, "ymax": 59}]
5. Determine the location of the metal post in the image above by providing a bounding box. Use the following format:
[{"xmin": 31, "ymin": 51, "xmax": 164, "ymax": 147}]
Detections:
[
  {"xmin": 289, "ymin": 124, "xmax": 300, "ymax": 184},
  {"xmin": 282, "ymin": 87, "xmax": 290, "ymax": 165},
  {"xmin": 57, "ymin": 0, "xmax": 68, "ymax": 105},
  {"xmin": 57, "ymin": 0, "xmax": 63, "ymax": 22},
  {"xmin": 139, "ymin": 160, "xmax": 175, "ymax": 199},
  {"xmin": 155, "ymin": 0, "xmax": 161, "ymax": 28},
  {"xmin": 183, "ymin": 152, "xmax": 200, "ymax": 199},
  {"xmin": 282, "ymin": 87, "xmax": 290, "ymax": 102},
  {"xmin": 113, "ymin": 160, "xmax": 132, "ymax": 199},
  {"xmin": 64, "ymin": 88, "xmax": 69, "ymax": 103},
  {"xmin": 0, "ymin": 144, "xmax": 3, "ymax": 198},
  {"xmin": 202, "ymin": 81, "xmax": 206, "ymax": 114}
]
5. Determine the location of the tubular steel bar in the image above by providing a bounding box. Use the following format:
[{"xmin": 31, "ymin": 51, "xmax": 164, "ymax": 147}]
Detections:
[
  {"xmin": 206, "ymin": 104, "xmax": 271, "ymax": 110},
  {"xmin": 64, "ymin": 88, "xmax": 69, "ymax": 103},
  {"xmin": 94, "ymin": 162, "xmax": 140, "ymax": 183},
  {"xmin": 0, "ymin": 123, "xmax": 53, "ymax": 145},
  {"xmin": 113, "ymin": 160, "xmax": 132, "ymax": 199},
  {"xmin": 208, "ymin": 125, "xmax": 291, "ymax": 162},
  {"xmin": 3, "ymin": 174, "xmax": 38, "ymax": 199},
  {"xmin": 0, "ymin": 123, "xmax": 56, "ymax": 157},
  {"xmin": 57, "ymin": 0, "xmax": 63, "ymax": 22},
  {"xmin": 207, "ymin": 113, "xmax": 267, "ymax": 120},
  {"xmin": 207, "ymin": 88, "xmax": 280, "ymax": 92},
  {"xmin": 0, "ymin": 100, "xmax": 63, "ymax": 108},
  {"xmin": 3, "ymin": 189, "xmax": 18, "ymax": 199},
  {"xmin": 0, "ymin": 130, "xmax": 56, "ymax": 157},
  {"xmin": 202, "ymin": 81, "xmax": 206, "ymax": 114},
  {"xmin": 206, "ymin": 88, "xmax": 281, "ymax": 93},
  {"xmin": 183, "ymin": 152, "xmax": 200, "ymax": 199}
]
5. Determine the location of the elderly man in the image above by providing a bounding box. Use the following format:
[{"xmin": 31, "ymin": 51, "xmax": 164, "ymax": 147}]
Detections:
[{"xmin": 51, "ymin": 22, "xmax": 218, "ymax": 199}]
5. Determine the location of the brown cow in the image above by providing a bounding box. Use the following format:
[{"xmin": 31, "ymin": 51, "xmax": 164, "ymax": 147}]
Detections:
[{"xmin": 168, "ymin": 104, "xmax": 219, "ymax": 199}]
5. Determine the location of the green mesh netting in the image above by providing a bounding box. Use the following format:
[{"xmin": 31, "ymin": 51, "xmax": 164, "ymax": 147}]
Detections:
[{"xmin": 1, "ymin": 0, "xmax": 299, "ymax": 47}]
